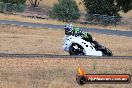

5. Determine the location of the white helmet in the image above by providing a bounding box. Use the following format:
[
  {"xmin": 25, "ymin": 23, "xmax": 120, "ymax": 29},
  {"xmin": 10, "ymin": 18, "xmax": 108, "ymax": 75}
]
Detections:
[{"xmin": 64, "ymin": 24, "xmax": 73, "ymax": 35}]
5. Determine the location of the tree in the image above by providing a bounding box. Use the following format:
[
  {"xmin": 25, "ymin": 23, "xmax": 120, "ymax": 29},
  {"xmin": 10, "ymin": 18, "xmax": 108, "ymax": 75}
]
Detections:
[
  {"xmin": 29, "ymin": 0, "xmax": 43, "ymax": 7},
  {"xmin": 83, "ymin": 0, "xmax": 132, "ymax": 16},
  {"xmin": 83, "ymin": 0, "xmax": 119, "ymax": 16},
  {"xmin": 83, "ymin": 0, "xmax": 132, "ymax": 25},
  {"xmin": 115, "ymin": 0, "xmax": 132, "ymax": 13},
  {"xmin": 50, "ymin": 0, "xmax": 80, "ymax": 21}
]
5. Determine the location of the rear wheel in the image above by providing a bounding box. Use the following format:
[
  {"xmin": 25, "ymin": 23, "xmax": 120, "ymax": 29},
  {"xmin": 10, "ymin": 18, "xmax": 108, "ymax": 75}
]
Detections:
[
  {"xmin": 95, "ymin": 45, "xmax": 113, "ymax": 56},
  {"xmin": 105, "ymin": 48, "xmax": 113, "ymax": 56},
  {"xmin": 101, "ymin": 47, "xmax": 113, "ymax": 56}
]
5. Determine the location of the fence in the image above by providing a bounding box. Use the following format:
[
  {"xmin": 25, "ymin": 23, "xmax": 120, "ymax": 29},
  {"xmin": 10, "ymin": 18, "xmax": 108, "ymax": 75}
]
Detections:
[
  {"xmin": 0, "ymin": 2, "xmax": 25, "ymax": 13},
  {"xmin": 50, "ymin": 12, "xmax": 121, "ymax": 26},
  {"xmin": 79, "ymin": 13, "xmax": 121, "ymax": 26}
]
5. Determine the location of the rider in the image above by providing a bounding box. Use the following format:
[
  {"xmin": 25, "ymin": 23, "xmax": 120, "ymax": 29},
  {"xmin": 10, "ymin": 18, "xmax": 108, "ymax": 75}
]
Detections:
[
  {"xmin": 64, "ymin": 24, "xmax": 99, "ymax": 45},
  {"xmin": 64, "ymin": 24, "xmax": 93, "ymax": 41}
]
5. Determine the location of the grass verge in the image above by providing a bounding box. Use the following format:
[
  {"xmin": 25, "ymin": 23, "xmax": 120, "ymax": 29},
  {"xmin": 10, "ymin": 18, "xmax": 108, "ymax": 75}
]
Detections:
[{"xmin": 0, "ymin": 57, "xmax": 131, "ymax": 88}]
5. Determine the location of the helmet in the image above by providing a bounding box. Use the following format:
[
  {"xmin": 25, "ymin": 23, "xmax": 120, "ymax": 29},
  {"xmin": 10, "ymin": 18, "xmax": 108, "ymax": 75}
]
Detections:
[{"xmin": 64, "ymin": 24, "xmax": 73, "ymax": 35}]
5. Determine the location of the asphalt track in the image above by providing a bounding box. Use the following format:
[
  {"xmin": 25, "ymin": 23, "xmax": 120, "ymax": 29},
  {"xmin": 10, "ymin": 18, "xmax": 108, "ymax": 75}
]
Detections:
[
  {"xmin": 0, "ymin": 20, "xmax": 132, "ymax": 59},
  {"xmin": 0, "ymin": 53, "xmax": 132, "ymax": 59},
  {"xmin": 0, "ymin": 20, "xmax": 132, "ymax": 37}
]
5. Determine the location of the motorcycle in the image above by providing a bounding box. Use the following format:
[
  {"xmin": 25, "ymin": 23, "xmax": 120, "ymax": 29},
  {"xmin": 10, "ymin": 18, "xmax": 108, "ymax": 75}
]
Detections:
[{"xmin": 63, "ymin": 35, "xmax": 113, "ymax": 56}]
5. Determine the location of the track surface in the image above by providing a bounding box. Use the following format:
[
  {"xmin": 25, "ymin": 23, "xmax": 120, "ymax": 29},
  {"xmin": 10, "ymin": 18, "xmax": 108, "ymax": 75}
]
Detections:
[
  {"xmin": 0, "ymin": 53, "xmax": 132, "ymax": 59},
  {"xmin": 0, "ymin": 20, "xmax": 132, "ymax": 37}
]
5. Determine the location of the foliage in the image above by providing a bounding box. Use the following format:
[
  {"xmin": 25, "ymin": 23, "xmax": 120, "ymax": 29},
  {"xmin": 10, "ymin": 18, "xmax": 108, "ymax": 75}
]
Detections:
[
  {"xmin": 115, "ymin": 0, "xmax": 132, "ymax": 13},
  {"xmin": 82, "ymin": 0, "xmax": 132, "ymax": 25},
  {"xmin": 83, "ymin": 0, "xmax": 119, "ymax": 16},
  {"xmin": 50, "ymin": 0, "xmax": 80, "ymax": 21},
  {"xmin": 83, "ymin": 0, "xmax": 132, "ymax": 16}
]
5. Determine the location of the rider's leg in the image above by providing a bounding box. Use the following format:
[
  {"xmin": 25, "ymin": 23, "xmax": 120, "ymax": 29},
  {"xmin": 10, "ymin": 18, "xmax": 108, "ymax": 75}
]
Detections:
[
  {"xmin": 92, "ymin": 40, "xmax": 100, "ymax": 47},
  {"xmin": 82, "ymin": 38, "xmax": 88, "ymax": 42}
]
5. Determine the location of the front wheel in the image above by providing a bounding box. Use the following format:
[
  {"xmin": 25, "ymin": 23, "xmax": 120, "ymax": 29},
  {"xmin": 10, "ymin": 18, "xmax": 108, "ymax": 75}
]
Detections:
[{"xmin": 69, "ymin": 43, "xmax": 85, "ymax": 55}]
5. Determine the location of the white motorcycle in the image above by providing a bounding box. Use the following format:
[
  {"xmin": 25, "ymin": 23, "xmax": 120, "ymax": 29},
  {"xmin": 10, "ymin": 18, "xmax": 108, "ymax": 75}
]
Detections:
[{"xmin": 63, "ymin": 35, "xmax": 113, "ymax": 56}]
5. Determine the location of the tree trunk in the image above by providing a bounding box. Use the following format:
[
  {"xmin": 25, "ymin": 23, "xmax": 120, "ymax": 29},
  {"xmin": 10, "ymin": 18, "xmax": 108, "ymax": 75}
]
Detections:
[{"xmin": 29, "ymin": 0, "xmax": 42, "ymax": 7}]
